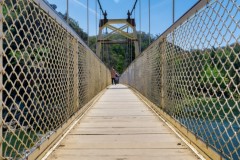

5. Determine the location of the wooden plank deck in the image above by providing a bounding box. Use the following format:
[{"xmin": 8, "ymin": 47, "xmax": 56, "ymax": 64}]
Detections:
[{"xmin": 46, "ymin": 84, "xmax": 200, "ymax": 160}]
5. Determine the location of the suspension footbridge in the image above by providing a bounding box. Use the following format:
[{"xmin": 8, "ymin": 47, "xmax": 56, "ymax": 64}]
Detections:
[{"xmin": 0, "ymin": 0, "xmax": 239, "ymax": 159}]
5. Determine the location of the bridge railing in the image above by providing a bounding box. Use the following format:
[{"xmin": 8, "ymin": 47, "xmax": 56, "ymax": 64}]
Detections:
[
  {"xmin": 121, "ymin": 0, "xmax": 239, "ymax": 159},
  {"xmin": 0, "ymin": 0, "xmax": 111, "ymax": 159}
]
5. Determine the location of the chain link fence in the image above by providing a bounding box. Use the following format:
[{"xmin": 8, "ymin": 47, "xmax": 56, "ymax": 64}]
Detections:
[
  {"xmin": 121, "ymin": 0, "xmax": 239, "ymax": 159},
  {"xmin": 0, "ymin": 0, "xmax": 111, "ymax": 159}
]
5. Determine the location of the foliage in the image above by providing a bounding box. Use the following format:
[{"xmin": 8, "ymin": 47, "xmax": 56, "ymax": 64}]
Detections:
[
  {"xmin": 199, "ymin": 44, "xmax": 240, "ymax": 98},
  {"xmin": 45, "ymin": 1, "xmax": 156, "ymax": 73},
  {"xmin": 3, "ymin": 130, "xmax": 38, "ymax": 158},
  {"xmin": 46, "ymin": 1, "xmax": 88, "ymax": 44},
  {"xmin": 2, "ymin": 1, "xmax": 239, "ymax": 159},
  {"xmin": 88, "ymin": 32, "xmax": 156, "ymax": 73}
]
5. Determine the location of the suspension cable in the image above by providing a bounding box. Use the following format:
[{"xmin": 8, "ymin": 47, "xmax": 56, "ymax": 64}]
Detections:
[
  {"xmin": 130, "ymin": 0, "xmax": 138, "ymax": 16},
  {"xmin": 172, "ymin": 0, "xmax": 175, "ymax": 45},
  {"xmin": 87, "ymin": 0, "xmax": 89, "ymax": 45},
  {"xmin": 97, "ymin": 0, "xmax": 105, "ymax": 16},
  {"xmin": 66, "ymin": 0, "xmax": 69, "ymax": 24},
  {"xmin": 105, "ymin": 27, "xmax": 108, "ymax": 64},
  {"xmin": 107, "ymin": 43, "xmax": 109, "ymax": 67},
  {"xmin": 139, "ymin": 0, "xmax": 141, "ymax": 52},
  {"xmin": 125, "ymin": 38, "xmax": 127, "ymax": 67},
  {"xmin": 127, "ymin": 27, "xmax": 130, "ymax": 64},
  {"xmin": 102, "ymin": 39, "xmax": 104, "ymax": 61},
  {"xmin": 131, "ymin": 39, "xmax": 133, "ymax": 62},
  {"xmin": 172, "ymin": 0, "xmax": 175, "ymax": 24},
  {"xmin": 95, "ymin": 0, "xmax": 98, "ymax": 46},
  {"xmin": 148, "ymin": 0, "xmax": 150, "ymax": 45},
  {"xmin": 100, "ymin": 9, "xmax": 102, "ymax": 60},
  {"xmin": 127, "ymin": 39, "xmax": 130, "ymax": 64},
  {"xmin": 130, "ymin": 39, "xmax": 133, "ymax": 63}
]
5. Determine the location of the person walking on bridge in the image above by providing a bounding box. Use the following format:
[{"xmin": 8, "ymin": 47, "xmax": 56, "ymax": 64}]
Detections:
[{"xmin": 110, "ymin": 67, "xmax": 117, "ymax": 85}]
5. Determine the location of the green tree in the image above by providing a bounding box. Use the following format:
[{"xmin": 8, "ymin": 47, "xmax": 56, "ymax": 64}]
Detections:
[{"xmin": 47, "ymin": 1, "xmax": 89, "ymax": 44}]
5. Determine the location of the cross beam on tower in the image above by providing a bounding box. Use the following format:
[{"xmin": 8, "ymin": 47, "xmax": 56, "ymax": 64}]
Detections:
[{"xmin": 96, "ymin": 18, "xmax": 140, "ymax": 59}]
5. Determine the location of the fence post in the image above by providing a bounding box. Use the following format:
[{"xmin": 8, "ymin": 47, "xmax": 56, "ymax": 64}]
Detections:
[
  {"xmin": 160, "ymin": 39, "xmax": 165, "ymax": 110},
  {"xmin": 73, "ymin": 39, "xmax": 79, "ymax": 112},
  {"xmin": 0, "ymin": 0, "xmax": 3, "ymax": 157}
]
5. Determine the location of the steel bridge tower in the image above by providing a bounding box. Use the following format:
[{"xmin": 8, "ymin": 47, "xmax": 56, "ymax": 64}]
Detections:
[{"xmin": 96, "ymin": 12, "xmax": 140, "ymax": 59}]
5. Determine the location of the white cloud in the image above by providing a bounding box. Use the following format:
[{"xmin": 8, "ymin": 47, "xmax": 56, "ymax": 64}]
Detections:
[
  {"xmin": 72, "ymin": 0, "xmax": 99, "ymax": 17},
  {"xmin": 114, "ymin": 0, "xmax": 120, "ymax": 3}
]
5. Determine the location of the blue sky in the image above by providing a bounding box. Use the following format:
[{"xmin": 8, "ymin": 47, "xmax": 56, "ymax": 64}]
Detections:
[{"xmin": 46, "ymin": 0, "xmax": 199, "ymax": 36}]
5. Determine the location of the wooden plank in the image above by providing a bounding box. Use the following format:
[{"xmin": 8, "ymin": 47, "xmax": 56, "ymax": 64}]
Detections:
[
  {"xmin": 49, "ymin": 149, "xmax": 198, "ymax": 160},
  {"xmin": 47, "ymin": 84, "xmax": 199, "ymax": 160},
  {"xmin": 69, "ymin": 127, "xmax": 172, "ymax": 135}
]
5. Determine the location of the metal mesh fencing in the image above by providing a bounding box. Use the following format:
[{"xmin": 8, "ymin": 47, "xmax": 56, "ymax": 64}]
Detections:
[
  {"xmin": 121, "ymin": 0, "xmax": 239, "ymax": 159},
  {"xmin": 0, "ymin": 0, "xmax": 111, "ymax": 159}
]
